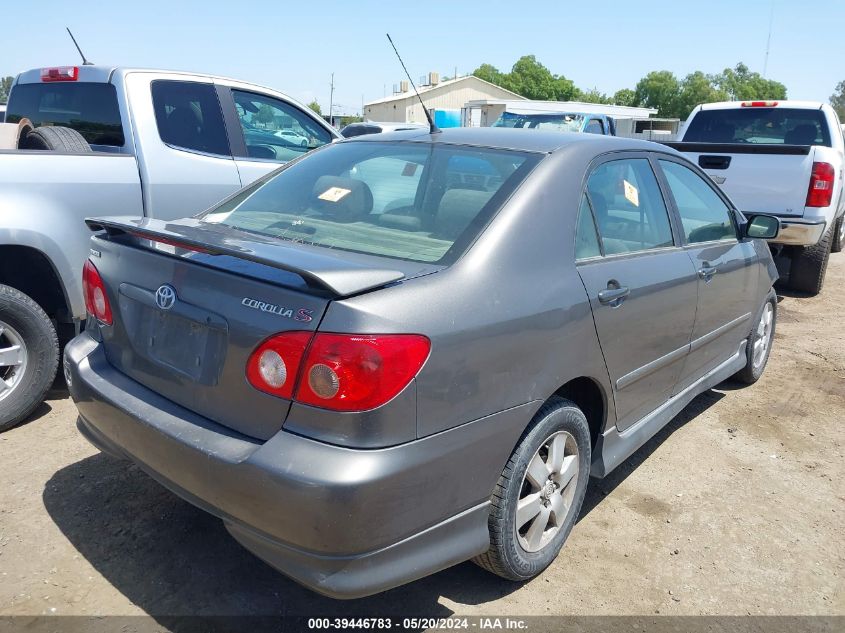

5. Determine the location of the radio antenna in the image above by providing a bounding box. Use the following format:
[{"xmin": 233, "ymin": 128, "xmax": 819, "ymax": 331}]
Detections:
[
  {"xmin": 66, "ymin": 28, "xmax": 94, "ymax": 66},
  {"xmin": 386, "ymin": 33, "xmax": 440, "ymax": 134}
]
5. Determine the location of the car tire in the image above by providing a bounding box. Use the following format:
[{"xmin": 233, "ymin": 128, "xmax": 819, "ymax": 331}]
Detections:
[
  {"xmin": 20, "ymin": 126, "xmax": 92, "ymax": 153},
  {"xmin": 473, "ymin": 397, "xmax": 591, "ymax": 581},
  {"xmin": 832, "ymin": 216, "xmax": 845, "ymax": 253},
  {"xmin": 0, "ymin": 285, "xmax": 60, "ymax": 432},
  {"xmin": 788, "ymin": 227, "xmax": 831, "ymax": 295},
  {"xmin": 732, "ymin": 289, "xmax": 777, "ymax": 385}
]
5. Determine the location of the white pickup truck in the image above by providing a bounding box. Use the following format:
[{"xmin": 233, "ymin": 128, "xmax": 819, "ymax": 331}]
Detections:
[
  {"xmin": 0, "ymin": 65, "xmax": 339, "ymax": 430},
  {"xmin": 666, "ymin": 100, "xmax": 844, "ymax": 294}
]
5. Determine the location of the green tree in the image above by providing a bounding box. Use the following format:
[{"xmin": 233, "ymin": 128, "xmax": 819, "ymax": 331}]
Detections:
[
  {"xmin": 675, "ymin": 71, "xmax": 728, "ymax": 119},
  {"xmin": 473, "ymin": 63, "xmax": 502, "ymax": 85},
  {"xmin": 829, "ymin": 80, "xmax": 845, "ymax": 119},
  {"xmin": 579, "ymin": 88, "xmax": 611, "ymax": 104},
  {"xmin": 712, "ymin": 63, "xmax": 786, "ymax": 101},
  {"xmin": 0, "ymin": 76, "xmax": 13, "ymax": 104},
  {"xmin": 306, "ymin": 100, "xmax": 322, "ymax": 116},
  {"xmin": 340, "ymin": 115, "xmax": 363, "ymax": 127},
  {"xmin": 634, "ymin": 70, "xmax": 681, "ymax": 117},
  {"xmin": 612, "ymin": 88, "xmax": 638, "ymax": 107},
  {"xmin": 504, "ymin": 55, "xmax": 557, "ymax": 100},
  {"xmin": 255, "ymin": 104, "xmax": 275, "ymax": 126},
  {"xmin": 552, "ymin": 75, "xmax": 579, "ymax": 101}
]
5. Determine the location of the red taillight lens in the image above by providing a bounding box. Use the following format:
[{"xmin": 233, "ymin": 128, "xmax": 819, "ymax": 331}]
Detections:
[
  {"xmin": 806, "ymin": 162, "xmax": 835, "ymax": 207},
  {"xmin": 82, "ymin": 260, "xmax": 113, "ymax": 325},
  {"xmin": 740, "ymin": 101, "xmax": 778, "ymax": 107},
  {"xmin": 41, "ymin": 66, "xmax": 79, "ymax": 82},
  {"xmin": 295, "ymin": 334, "xmax": 430, "ymax": 411},
  {"xmin": 246, "ymin": 331, "xmax": 313, "ymax": 399}
]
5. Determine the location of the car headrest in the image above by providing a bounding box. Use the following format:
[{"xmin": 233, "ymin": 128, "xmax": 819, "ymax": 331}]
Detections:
[
  {"xmin": 784, "ymin": 124, "xmax": 817, "ymax": 146},
  {"xmin": 434, "ymin": 188, "xmax": 494, "ymax": 240},
  {"xmin": 166, "ymin": 106, "xmax": 203, "ymax": 149},
  {"xmin": 311, "ymin": 176, "xmax": 373, "ymax": 222}
]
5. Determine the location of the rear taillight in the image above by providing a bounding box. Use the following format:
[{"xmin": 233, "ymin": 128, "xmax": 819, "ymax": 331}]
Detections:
[
  {"xmin": 82, "ymin": 260, "xmax": 113, "ymax": 325},
  {"xmin": 246, "ymin": 331, "xmax": 312, "ymax": 399},
  {"xmin": 246, "ymin": 332, "xmax": 431, "ymax": 412},
  {"xmin": 806, "ymin": 162, "xmax": 835, "ymax": 207},
  {"xmin": 740, "ymin": 101, "xmax": 778, "ymax": 107},
  {"xmin": 41, "ymin": 66, "xmax": 79, "ymax": 82}
]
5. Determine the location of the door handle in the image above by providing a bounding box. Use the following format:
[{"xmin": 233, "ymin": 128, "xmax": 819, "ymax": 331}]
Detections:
[
  {"xmin": 698, "ymin": 265, "xmax": 718, "ymax": 281},
  {"xmin": 598, "ymin": 285, "xmax": 630, "ymax": 306}
]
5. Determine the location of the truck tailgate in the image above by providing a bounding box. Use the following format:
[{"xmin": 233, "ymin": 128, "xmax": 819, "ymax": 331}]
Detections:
[{"xmin": 664, "ymin": 142, "xmax": 814, "ymax": 217}]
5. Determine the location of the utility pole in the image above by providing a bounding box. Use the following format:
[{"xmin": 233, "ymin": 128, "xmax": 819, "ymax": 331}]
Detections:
[{"xmin": 329, "ymin": 73, "xmax": 335, "ymax": 127}]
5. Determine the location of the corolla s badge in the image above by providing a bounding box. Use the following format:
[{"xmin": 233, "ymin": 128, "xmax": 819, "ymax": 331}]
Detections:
[{"xmin": 155, "ymin": 284, "xmax": 177, "ymax": 310}]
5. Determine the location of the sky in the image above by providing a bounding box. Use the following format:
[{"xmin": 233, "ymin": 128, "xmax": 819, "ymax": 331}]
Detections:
[{"xmin": 2, "ymin": 0, "xmax": 843, "ymax": 115}]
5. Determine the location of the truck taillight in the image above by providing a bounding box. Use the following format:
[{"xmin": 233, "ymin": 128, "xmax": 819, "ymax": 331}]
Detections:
[
  {"xmin": 740, "ymin": 101, "xmax": 778, "ymax": 107},
  {"xmin": 806, "ymin": 162, "xmax": 835, "ymax": 208},
  {"xmin": 41, "ymin": 67, "xmax": 79, "ymax": 82},
  {"xmin": 246, "ymin": 332, "xmax": 431, "ymax": 411},
  {"xmin": 82, "ymin": 260, "xmax": 113, "ymax": 325}
]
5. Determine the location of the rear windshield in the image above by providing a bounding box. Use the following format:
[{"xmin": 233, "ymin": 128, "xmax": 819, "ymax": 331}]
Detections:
[
  {"xmin": 493, "ymin": 111, "xmax": 584, "ymax": 133},
  {"xmin": 684, "ymin": 108, "xmax": 831, "ymax": 147},
  {"xmin": 200, "ymin": 141, "xmax": 539, "ymax": 264},
  {"xmin": 6, "ymin": 82, "xmax": 125, "ymax": 146}
]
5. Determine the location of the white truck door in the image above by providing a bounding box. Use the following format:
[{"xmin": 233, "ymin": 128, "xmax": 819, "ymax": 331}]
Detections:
[{"xmin": 124, "ymin": 72, "xmax": 242, "ymax": 220}]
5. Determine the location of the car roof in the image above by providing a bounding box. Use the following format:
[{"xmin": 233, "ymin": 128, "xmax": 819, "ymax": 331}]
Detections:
[{"xmin": 342, "ymin": 126, "xmax": 671, "ymax": 155}]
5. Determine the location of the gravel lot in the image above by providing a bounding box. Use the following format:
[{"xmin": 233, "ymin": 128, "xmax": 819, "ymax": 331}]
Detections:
[{"xmin": 1, "ymin": 255, "xmax": 843, "ymax": 620}]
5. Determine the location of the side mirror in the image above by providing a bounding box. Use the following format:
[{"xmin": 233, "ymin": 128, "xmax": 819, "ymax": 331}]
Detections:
[{"xmin": 745, "ymin": 214, "xmax": 780, "ymax": 239}]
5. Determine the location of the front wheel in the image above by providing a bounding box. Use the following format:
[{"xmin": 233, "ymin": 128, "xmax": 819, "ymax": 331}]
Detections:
[
  {"xmin": 473, "ymin": 397, "xmax": 591, "ymax": 581},
  {"xmin": 733, "ymin": 290, "xmax": 777, "ymax": 385},
  {"xmin": 0, "ymin": 285, "xmax": 59, "ymax": 432}
]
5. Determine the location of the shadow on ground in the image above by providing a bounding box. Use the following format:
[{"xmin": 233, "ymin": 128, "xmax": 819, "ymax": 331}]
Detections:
[{"xmin": 43, "ymin": 388, "xmax": 725, "ymax": 616}]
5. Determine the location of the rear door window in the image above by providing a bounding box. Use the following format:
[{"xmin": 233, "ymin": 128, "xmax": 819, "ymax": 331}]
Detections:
[
  {"xmin": 151, "ymin": 80, "xmax": 230, "ymax": 156},
  {"xmin": 6, "ymin": 82, "xmax": 124, "ymax": 146},
  {"xmin": 584, "ymin": 119, "xmax": 605, "ymax": 135},
  {"xmin": 586, "ymin": 158, "xmax": 674, "ymax": 255},
  {"xmin": 575, "ymin": 195, "xmax": 602, "ymax": 259},
  {"xmin": 684, "ymin": 108, "xmax": 831, "ymax": 146},
  {"xmin": 659, "ymin": 160, "xmax": 737, "ymax": 244},
  {"xmin": 232, "ymin": 90, "xmax": 332, "ymax": 162}
]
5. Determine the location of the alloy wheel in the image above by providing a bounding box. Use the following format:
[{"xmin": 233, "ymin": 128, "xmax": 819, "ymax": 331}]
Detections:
[
  {"xmin": 0, "ymin": 321, "xmax": 28, "ymax": 403},
  {"xmin": 752, "ymin": 302, "xmax": 774, "ymax": 369}
]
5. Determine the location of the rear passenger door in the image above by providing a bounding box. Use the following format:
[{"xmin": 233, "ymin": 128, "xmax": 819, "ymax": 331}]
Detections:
[
  {"xmin": 125, "ymin": 73, "xmax": 242, "ymax": 219},
  {"xmin": 655, "ymin": 157, "xmax": 759, "ymax": 391},
  {"xmin": 576, "ymin": 155, "xmax": 698, "ymax": 432}
]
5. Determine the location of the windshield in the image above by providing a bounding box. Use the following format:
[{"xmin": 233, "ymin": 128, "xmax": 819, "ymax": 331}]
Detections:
[
  {"xmin": 200, "ymin": 141, "xmax": 539, "ymax": 264},
  {"xmin": 493, "ymin": 111, "xmax": 584, "ymax": 133},
  {"xmin": 6, "ymin": 82, "xmax": 124, "ymax": 146},
  {"xmin": 684, "ymin": 108, "xmax": 831, "ymax": 146}
]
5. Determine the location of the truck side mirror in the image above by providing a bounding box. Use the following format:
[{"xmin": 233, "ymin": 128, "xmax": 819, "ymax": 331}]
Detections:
[{"xmin": 745, "ymin": 214, "xmax": 780, "ymax": 239}]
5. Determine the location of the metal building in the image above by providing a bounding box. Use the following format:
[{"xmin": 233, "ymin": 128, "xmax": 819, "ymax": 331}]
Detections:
[{"xmin": 364, "ymin": 75, "xmax": 525, "ymax": 124}]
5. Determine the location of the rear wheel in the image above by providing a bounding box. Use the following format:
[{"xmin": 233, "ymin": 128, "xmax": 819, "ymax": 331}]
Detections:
[
  {"xmin": 832, "ymin": 216, "xmax": 845, "ymax": 253},
  {"xmin": 788, "ymin": 227, "xmax": 832, "ymax": 295},
  {"xmin": 733, "ymin": 290, "xmax": 777, "ymax": 385},
  {"xmin": 473, "ymin": 397, "xmax": 590, "ymax": 581},
  {"xmin": 0, "ymin": 285, "xmax": 59, "ymax": 432}
]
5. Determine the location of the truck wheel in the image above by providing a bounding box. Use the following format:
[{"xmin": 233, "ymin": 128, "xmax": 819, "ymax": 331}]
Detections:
[
  {"xmin": 832, "ymin": 216, "xmax": 845, "ymax": 253},
  {"xmin": 0, "ymin": 285, "xmax": 59, "ymax": 432},
  {"xmin": 473, "ymin": 397, "xmax": 590, "ymax": 581},
  {"xmin": 788, "ymin": 227, "xmax": 832, "ymax": 295},
  {"xmin": 20, "ymin": 126, "xmax": 92, "ymax": 153},
  {"xmin": 733, "ymin": 289, "xmax": 777, "ymax": 385}
]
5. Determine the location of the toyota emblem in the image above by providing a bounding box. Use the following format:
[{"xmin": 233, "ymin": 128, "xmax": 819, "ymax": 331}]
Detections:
[{"xmin": 155, "ymin": 284, "xmax": 177, "ymax": 310}]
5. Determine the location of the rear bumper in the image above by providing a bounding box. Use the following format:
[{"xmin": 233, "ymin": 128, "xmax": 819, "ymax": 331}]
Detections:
[
  {"xmin": 65, "ymin": 333, "xmax": 530, "ymax": 598},
  {"xmin": 767, "ymin": 217, "xmax": 826, "ymax": 246}
]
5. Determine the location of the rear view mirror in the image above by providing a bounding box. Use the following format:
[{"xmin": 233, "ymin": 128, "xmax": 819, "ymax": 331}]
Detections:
[{"xmin": 745, "ymin": 214, "xmax": 780, "ymax": 239}]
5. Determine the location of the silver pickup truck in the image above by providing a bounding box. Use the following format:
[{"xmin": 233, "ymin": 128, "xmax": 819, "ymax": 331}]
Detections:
[{"xmin": 0, "ymin": 65, "xmax": 339, "ymax": 430}]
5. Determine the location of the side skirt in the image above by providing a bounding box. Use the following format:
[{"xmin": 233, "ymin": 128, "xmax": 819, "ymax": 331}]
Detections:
[{"xmin": 591, "ymin": 341, "xmax": 746, "ymax": 478}]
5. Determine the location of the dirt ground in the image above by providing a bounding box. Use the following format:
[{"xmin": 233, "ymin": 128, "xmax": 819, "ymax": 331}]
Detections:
[{"xmin": 0, "ymin": 255, "xmax": 843, "ymax": 621}]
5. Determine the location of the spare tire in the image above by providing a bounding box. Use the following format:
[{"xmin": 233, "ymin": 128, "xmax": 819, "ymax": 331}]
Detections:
[{"xmin": 20, "ymin": 126, "xmax": 92, "ymax": 152}]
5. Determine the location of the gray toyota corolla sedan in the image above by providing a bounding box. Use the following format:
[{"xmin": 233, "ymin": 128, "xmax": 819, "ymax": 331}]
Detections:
[{"xmin": 65, "ymin": 128, "xmax": 781, "ymax": 598}]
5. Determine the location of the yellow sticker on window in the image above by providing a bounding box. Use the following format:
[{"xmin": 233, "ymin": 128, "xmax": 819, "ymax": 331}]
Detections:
[
  {"xmin": 318, "ymin": 186, "xmax": 352, "ymax": 202},
  {"xmin": 623, "ymin": 179, "xmax": 639, "ymax": 207}
]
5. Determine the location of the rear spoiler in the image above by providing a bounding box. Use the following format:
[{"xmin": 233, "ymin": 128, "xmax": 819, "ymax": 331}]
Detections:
[
  {"xmin": 661, "ymin": 142, "xmax": 812, "ymax": 156},
  {"xmin": 86, "ymin": 216, "xmax": 406, "ymax": 298}
]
